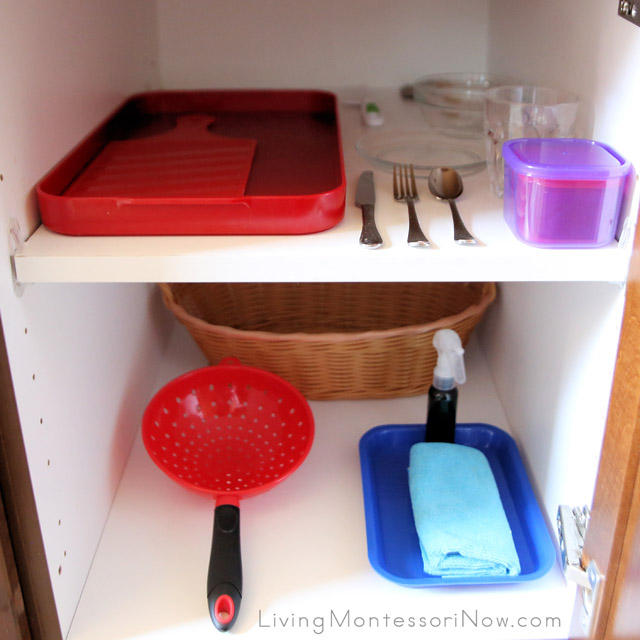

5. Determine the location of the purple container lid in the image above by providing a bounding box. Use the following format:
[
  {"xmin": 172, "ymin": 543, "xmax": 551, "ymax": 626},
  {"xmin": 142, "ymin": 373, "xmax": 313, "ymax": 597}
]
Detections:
[{"xmin": 503, "ymin": 138, "xmax": 631, "ymax": 181}]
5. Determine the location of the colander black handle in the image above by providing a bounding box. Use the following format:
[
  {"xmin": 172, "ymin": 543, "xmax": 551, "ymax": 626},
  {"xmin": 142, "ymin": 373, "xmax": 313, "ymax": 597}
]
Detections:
[{"xmin": 207, "ymin": 504, "xmax": 242, "ymax": 632}]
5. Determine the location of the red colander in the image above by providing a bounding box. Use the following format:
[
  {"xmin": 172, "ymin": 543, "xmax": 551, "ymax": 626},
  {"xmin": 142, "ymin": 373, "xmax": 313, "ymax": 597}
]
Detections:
[{"xmin": 142, "ymin": 358, "xmax": 314, "ymax": 632}]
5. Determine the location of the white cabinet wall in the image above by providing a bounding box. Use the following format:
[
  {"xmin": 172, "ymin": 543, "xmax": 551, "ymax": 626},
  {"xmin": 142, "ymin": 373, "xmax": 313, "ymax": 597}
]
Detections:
[{"xmin": 0, "ymin": 1, "xmax": 638, "ymax": 638}]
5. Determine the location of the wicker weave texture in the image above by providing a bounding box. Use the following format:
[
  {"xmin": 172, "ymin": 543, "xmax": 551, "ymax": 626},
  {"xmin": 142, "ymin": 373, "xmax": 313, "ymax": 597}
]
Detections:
[{"xmin": 160, "ymin": 282, "xmax": 496, "ymax": 400}]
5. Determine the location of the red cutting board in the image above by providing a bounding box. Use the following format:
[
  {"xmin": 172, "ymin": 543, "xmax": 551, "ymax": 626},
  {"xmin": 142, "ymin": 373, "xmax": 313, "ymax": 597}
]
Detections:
[
  {"xmin": 65, "ymin": 114, "xmax": 257, "ymax": 198},
  {"xmin": 37, "ymin": 90, "xmax": 346, "ymax": 235}
]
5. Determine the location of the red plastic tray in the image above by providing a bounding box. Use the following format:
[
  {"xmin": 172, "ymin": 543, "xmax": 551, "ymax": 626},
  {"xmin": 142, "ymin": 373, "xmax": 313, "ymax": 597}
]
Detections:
[{"xmin": 36, "ymin": 90, "xmax": 346, "ymax": 236}]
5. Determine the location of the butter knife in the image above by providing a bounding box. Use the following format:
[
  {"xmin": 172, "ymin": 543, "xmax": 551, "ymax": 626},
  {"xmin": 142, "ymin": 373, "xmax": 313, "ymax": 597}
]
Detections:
[{"xmin": 355, "ymin": 170, "xmax": 383, "ymax": 249}]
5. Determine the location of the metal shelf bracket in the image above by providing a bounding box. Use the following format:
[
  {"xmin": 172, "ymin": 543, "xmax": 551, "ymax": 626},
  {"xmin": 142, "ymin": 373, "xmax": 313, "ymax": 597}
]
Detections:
[{"xmin": 7, "ymin": 218, "xmax": 26, "ymax": 296}]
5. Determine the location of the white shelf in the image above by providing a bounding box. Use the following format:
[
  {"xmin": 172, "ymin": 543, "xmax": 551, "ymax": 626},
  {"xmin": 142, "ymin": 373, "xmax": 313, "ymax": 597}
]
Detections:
[
  {"xmin": 14, "ymin": 89, "xmax": 633, "ymax": 285},
  {"xmin": 66, "ymin": 326, "xmax": 574, "ymax": 640}
]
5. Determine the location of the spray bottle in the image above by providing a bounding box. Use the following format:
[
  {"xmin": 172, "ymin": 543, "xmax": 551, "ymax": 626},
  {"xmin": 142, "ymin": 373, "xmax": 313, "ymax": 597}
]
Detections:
[{"xmin": 425, "ymin": 329, "xmax": 466, "ymax": 443}]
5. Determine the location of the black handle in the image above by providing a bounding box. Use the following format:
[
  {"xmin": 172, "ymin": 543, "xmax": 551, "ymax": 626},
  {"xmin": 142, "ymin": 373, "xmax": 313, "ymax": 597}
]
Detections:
[{"xmin": 207, "ymin": 504, "xmax": 242, "ymax": 632}]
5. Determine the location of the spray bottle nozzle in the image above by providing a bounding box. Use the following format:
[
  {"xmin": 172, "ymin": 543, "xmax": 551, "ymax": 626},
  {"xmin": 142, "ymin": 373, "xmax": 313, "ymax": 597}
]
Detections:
[{"xmin": 432, "ymin": 329, "xmax": 466, "ymax": 391}]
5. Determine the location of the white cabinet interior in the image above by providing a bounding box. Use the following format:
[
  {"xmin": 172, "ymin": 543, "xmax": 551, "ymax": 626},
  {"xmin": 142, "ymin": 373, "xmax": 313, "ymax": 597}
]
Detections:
[
  {"xmin": 67, "ymin": 319, "xmax": 579, "ymax": 640},
  {"xmin": 0, "ymin": 1, "xmax": 638, "ymax": 639}
]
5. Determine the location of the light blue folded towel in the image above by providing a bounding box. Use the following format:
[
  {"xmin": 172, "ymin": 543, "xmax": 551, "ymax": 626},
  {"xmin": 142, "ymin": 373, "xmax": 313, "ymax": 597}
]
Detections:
[{"xmin": 408, "ymin": 442, "xmax": 521, "ymax": 578}]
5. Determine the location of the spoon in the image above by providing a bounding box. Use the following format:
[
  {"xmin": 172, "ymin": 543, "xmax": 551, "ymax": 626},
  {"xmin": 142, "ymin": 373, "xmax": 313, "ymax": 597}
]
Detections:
[{"xmin": 428, "ymin": 167, "xmax": 477, "ymax": 245}]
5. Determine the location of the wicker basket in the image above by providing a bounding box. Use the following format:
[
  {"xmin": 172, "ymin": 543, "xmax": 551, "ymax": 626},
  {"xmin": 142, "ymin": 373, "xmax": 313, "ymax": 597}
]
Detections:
[{"xmin": 159, "ymin": 282, "xmax": 496, "ymax": 400}]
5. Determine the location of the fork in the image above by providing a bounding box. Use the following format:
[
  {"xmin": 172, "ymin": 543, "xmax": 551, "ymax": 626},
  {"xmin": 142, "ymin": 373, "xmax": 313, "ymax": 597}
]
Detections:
[{"xmin": 393, "ymin": 164, "xmax": 430, "ymax": 247}]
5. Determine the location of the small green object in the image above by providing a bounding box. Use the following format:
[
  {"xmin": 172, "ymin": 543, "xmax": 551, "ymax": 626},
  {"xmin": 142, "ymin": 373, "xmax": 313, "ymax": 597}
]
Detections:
[{"xmin": 365, "ymin": 102, "xmax": 380, "ymax": 113}]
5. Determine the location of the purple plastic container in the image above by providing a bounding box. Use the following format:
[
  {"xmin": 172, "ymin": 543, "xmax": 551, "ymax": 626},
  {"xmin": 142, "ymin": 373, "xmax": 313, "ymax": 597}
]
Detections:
[{"xmin": 503, "ymin": 138, "xmax": 633, "ymax": 248}]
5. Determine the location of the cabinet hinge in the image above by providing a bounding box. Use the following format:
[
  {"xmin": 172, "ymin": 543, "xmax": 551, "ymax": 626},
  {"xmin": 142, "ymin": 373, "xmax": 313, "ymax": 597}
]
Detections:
[{"xmin": 557, "ymin": 505, "xmax": 604, "ymax": 636}]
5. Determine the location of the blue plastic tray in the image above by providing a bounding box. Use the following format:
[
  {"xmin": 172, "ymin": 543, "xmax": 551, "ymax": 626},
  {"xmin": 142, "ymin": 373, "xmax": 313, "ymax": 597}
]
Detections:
[{"xmin": 359, "ymin": 423, "xmax": 556, "ymax": 586}]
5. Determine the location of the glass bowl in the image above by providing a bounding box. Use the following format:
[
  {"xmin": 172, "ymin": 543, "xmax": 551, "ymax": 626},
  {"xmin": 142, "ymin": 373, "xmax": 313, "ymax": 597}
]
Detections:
[{"xmin": 413, "ymin": 72, "xmax": 518, "ymax": 137}]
